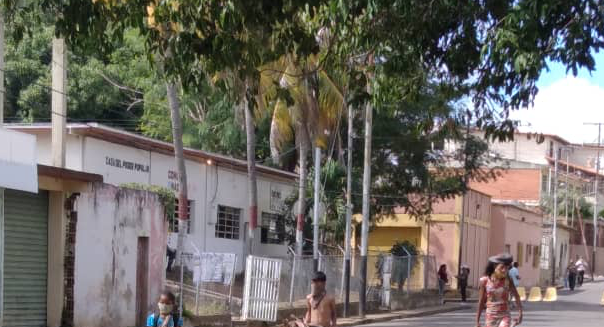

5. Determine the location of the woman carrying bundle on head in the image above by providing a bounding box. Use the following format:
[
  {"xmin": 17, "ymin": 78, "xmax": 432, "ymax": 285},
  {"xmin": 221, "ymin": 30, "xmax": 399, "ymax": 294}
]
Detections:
[{"xmin": 475, "ymin": 254, "xmax": 523, "ymax": 327}]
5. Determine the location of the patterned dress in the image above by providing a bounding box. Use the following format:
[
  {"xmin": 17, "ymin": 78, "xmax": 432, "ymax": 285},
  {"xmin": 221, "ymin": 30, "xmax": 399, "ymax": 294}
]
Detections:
[{"xmin": 480, "ymin": 276, "xmax": 512, "ymax": 327}]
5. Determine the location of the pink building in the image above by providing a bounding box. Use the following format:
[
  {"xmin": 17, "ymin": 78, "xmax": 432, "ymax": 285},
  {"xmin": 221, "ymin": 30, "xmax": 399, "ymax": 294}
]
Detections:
[
  {"xmin": 490, "ymin": 202, "xmax": 543, "ymax": 287},
  {"xmin": 426, "ymin": 189, "xmax": 493, "ymax": 288}
]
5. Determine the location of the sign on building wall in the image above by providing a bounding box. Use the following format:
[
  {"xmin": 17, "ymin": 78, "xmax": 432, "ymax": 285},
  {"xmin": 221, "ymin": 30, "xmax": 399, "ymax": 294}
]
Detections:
[
  {"xmin": 270, "ymin": 184, "xmax": 284, "ymax": 211},
  {"xmin": 85, "ymin": 137, "xmax": 151, "ymax": 185}
]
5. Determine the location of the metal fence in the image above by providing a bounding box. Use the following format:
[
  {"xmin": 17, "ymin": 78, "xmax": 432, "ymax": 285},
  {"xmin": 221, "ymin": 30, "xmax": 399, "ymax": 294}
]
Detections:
[
  {"xmin": 275, "ymin": 253, "xmax": 438, "ymax": 307},
  {"xmin": 167, "ymin": 249, "xmax": 240, "ymax": 317},
  {"xmin": 168, "ymin": 252, "xmax": 438, "ymax": 316}
]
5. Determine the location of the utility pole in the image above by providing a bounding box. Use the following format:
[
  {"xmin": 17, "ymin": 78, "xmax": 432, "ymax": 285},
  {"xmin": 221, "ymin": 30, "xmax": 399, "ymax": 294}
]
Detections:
[
  {"xmin": 457, "ymin": 117, "xmax": 471, "ymax": 279},
  {"xmin": 51, "ymin": 38, "xmax": 67, "ymax": 167},
  {"xmin": 0, "ymin": 12, "xmax": 4, "ymax": 127},
  {"xmin": 49, "ymin": 37, "xmax": 67, "ymax": 327},
  {"xmin": 313, "ymin": 146, "xmax": 321, "ymax": 272},
  {"xmin": 551, "ymin": 148, "xmax": 558, "ymax": 285},
  {"xmin": 565, "ymin": 149, "xmax": 570, "ymax": 224},
  {"xmin": 343, "ymin": 104, "xmax": 353, "ymax": 317},
  {"xmin": 359, "ymin": 79, "xmax": 373, "ymax": 318},
  {"xmin": 594, "ymin": 127, "xmax": 600, "ymax": 282},
  {"xmin": 584, "ymin": 122, "xmax": 602, "ymax": 281}
]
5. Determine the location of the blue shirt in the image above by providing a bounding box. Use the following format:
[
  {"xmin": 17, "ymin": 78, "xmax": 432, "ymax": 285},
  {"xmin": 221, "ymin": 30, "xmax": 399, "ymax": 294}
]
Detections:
[
  {"xmin": 508, "ymin": 267, "xmax": 520, "ymax": 287},
  {"xmin": 146, "ymin": 314, "xmax": 183, "ymax": 327}
]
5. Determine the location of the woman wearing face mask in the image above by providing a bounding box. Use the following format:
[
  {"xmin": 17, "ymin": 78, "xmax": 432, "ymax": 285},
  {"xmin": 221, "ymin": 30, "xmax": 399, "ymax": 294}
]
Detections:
[
  {"xmin": 147, "ymin": 290, "xmax": 184, "ymax": 327},
  {"xmin": 475, "ymin": 254, "xmax": 523, "ymax": 327}
]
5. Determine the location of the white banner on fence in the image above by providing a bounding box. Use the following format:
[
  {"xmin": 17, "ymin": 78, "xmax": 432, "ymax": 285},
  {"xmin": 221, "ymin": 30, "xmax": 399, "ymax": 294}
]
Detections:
[
  {"xmin": 193, "ymin": 252, "xmax": 237, "ymax": 284},
  {"xmin": 241, "ymin": 255, "xmax": 282, "ymax": 322}
]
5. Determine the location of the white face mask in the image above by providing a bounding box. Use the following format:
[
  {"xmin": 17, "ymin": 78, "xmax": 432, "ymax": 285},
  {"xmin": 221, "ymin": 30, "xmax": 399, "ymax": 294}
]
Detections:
[{"xmin": 158, "ymin": 303, "xmax": 173, "ymax": 315}]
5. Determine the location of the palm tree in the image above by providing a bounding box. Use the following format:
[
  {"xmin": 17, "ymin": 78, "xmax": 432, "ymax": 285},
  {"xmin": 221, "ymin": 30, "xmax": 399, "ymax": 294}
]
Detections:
[{"xmin": 258, "ymin": 54, "xmax": 346, "ymax": 254}]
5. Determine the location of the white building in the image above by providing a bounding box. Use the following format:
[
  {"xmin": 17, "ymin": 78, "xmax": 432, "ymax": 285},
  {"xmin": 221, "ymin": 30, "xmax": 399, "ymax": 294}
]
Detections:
[
  {"xmin": 1, "ymin": 127, "xmax": 169, "ymax": 327},
  {"xmin": 9, "ymin": 123, "xmax": 298, "ymax": 272}
]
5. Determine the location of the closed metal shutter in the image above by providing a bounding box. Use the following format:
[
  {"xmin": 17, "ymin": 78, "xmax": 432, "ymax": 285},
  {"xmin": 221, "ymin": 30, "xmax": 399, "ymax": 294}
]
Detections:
[{"xmin": 3, "ymin": 189, "xmax": 48, "ymax": 327}]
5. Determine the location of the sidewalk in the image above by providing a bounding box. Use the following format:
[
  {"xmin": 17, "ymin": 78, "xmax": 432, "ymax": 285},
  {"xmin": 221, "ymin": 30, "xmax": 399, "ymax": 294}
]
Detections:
[{"xmin": 337, "ymin": 303, "xmax": 469, "ymax": 327}]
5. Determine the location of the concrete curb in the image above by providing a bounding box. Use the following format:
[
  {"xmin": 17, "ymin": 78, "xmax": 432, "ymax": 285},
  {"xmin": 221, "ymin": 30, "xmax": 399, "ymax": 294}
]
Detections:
[{"xmin": 337, "ymin": 306, "xmax": 467, "ymax": 327}]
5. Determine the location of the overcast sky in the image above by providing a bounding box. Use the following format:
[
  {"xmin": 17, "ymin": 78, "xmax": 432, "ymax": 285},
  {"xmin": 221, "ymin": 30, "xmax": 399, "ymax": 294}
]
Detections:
[{"xmin": 509, "ymin": 51, "xmax": 604, "ymax": 144}]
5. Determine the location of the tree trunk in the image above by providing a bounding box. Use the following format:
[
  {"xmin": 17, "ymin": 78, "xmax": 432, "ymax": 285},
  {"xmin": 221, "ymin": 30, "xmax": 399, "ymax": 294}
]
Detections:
[
  {"xmin": 336, "ymin": 131, "xmax": 345, "ymax": 165},
  {"xmin": 313, "ymin": 145, "xmax": 321, "ymax": 272},
  {"xmin": 296, "ymin": 125, "xmax": 310, "ymax": 255},
  {"xmin": 166, "ymin": 81, "xmax": 187, "ymax": 317},
  {"xmin": 243, "ymin": 82, "xmax": 258, "ymax": 256},
  {"xmin": 270, "ymin": 108, "xmax": 282, "ymax": 167},
  {"xmin": 166, "ymin": 81, "xmax": 188, "ymax": 244}
]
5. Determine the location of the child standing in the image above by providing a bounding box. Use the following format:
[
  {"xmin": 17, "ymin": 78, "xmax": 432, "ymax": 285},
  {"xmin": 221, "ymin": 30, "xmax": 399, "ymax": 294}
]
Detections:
[{"xmin": 147, "ymin": 291, "xmax": 184, "ymax": 327}]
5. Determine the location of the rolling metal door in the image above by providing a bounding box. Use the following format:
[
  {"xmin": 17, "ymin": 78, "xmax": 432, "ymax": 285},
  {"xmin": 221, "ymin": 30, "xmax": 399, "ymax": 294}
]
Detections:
[{"xmin": 3, "ymin": 189, "xmax": 48, "ymax": 327}]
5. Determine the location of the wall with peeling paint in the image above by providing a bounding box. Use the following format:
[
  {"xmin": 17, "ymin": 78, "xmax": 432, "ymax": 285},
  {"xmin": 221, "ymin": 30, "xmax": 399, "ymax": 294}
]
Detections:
[{"xmin": 74, "ymin": 183, "xmax": 167, "ymax": 327}]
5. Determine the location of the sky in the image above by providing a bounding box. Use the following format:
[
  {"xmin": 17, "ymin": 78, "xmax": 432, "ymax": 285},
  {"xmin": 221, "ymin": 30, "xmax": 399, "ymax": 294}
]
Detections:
[{"xmin": 509, "ymin": 51, "xmax": 604, "ymax": 144}]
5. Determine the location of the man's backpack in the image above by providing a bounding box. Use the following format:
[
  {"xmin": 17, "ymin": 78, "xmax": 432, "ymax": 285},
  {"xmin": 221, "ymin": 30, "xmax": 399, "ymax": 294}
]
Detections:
[{"xmin": 152, "ymin": 313, "xmax": 181, "ymax": 327}]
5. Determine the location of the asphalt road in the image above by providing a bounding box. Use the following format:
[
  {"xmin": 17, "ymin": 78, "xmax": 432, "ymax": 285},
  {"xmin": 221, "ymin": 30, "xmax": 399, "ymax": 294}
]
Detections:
[{"xmin": 366, "ymin": 282, "xmax": 604, "ymax": 327}]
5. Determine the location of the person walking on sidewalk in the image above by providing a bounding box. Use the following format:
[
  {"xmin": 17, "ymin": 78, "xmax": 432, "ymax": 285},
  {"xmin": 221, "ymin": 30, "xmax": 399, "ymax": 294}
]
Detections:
[
  {"xmin": 575, "ymin": 256, "xmax": 588, "ymax": 287},
  {"xmin": 438, "ymin": 264, "xmax": 449, "ymax": 305},
  {"xmin": 475, "ymin": 254, "xmax": 523, "ymax": 327},
  {"xmin": 304, "ymin": 271, "xmax": 337, "ymax": 327},
  {"xmin": 508, "ymin": 262, "xmax": 520, "ymax": 288},
  {"xmin": 455, "ymin": 265, "xmax": 470, "ymax": 303},
  {"xmin": 566, "ymin": 260, "xmax": 577, "ymax": 291}
]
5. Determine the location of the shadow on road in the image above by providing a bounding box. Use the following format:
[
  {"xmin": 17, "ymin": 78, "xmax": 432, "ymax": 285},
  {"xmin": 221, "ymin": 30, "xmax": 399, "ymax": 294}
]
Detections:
[
  {"xmin": 558, "ymin": 289, "xmax": 586, "ymax": 295},
  {"xmin": 523, "ymin": 300, "xmax": 603, "ymax": 313}
]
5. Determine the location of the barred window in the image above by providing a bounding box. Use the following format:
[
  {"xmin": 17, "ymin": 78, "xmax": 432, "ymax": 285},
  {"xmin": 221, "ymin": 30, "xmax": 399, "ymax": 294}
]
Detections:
[
  {"xmin": 261, "ymin": 212, "xmax": 285, "ymax": 244},
  {"xmin": 170, "ymin": 199, "xmax": 192, "ymax": 234},
  {"xmin": 215, "ymin": 206, "xmax": 241, "ymax": 239},
  {"xmin": 541, "ymin": 170, "xmax": 549, "ymax": 194}
]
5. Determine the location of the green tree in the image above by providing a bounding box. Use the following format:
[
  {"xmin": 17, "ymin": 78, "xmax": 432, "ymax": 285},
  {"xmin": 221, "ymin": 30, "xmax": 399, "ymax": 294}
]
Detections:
[
  {"xmin": 259, "ymin": 51, "xmax": 347, "ymax": 253},
  {"xmin": 280, "ymin": 158, "xmax": 361, "ymax": 253},
  {"xmin": 3, "ymin": 21, "xmax": 151, "ymax": 128},
  {"xmin": 322, "ymin": 0, "xmax": 604, "ymax": 217}
]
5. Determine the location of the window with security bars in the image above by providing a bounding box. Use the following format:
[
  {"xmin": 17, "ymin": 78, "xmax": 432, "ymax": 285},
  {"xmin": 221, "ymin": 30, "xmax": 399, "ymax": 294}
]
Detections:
[
  {"xmin": 541, "ymin": 170, "xmax": 549, "ymax": 194},
  {"xmin": 261, "ymin": 212, "xmax": 285, "ymax": 244},
  {"xmin": 215, "ymin": 205, "xmax": 241, "ymax": 239},
  {"xmin": 170, "ymin": 199, "xmax": 192, "ymax": 234}
]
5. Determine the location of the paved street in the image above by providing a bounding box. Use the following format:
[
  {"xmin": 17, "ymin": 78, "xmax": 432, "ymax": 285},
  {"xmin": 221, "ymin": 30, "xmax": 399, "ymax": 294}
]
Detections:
[{"xmin": 365, "ymin": 282, "xmax": 604, "ymax": 327}]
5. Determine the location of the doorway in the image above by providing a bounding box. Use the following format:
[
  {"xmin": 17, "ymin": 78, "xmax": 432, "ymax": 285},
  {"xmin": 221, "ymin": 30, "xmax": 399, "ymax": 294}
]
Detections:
[{"xmin": 136, "ymin": 237, "xmax": 149, "ymax": 327}]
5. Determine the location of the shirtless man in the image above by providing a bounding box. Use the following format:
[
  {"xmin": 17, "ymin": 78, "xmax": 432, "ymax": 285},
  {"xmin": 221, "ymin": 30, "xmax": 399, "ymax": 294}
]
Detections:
[{"xmin": 304, "ymin": 271, "xmax": 337, "ymax": 327}]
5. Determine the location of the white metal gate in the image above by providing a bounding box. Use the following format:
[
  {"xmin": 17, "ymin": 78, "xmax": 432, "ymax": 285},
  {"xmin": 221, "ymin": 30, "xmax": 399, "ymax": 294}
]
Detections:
[{"xmin": 241, "ymin": 256, "xmax": 282, "ymax": 322}]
